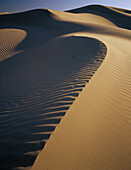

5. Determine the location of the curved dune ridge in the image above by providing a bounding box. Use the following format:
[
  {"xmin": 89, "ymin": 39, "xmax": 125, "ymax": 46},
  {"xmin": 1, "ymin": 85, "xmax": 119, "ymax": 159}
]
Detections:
[
  {"xmin": 0, "ymin": 29, "xmax": 26, "ymax": 61},
  {"xmin": 0, "ymin": 4, "xmax": 131, "ymax": 170},
  {"xmin": 32, "ymin": 35, "xmax": 131, "ymax": 170},
  {"xmin": 0, "ymin": 13, "xmax": 107, "ymax": 169}
]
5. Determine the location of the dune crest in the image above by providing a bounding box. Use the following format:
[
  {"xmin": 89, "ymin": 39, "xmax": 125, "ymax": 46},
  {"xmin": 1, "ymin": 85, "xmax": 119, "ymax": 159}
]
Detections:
[
  {"xmin": 0, "ymin": 29, "xmax": 26, "ymax": 61},
  {"xmin": 67, "ymin": 4, "xmax": 131, "ymax": 29}
]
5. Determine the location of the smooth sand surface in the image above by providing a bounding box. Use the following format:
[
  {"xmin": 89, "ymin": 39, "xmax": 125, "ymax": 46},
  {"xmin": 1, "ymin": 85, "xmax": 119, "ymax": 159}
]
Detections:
[{"xmin": 0, "ymin": 4, "xmax": 131, "ymax": 170}]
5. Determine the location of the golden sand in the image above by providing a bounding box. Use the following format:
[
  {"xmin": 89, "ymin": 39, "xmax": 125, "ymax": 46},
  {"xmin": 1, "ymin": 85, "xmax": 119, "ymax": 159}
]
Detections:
[{"xmin": 0, "ymin": 4, "xmax": 130, "ymax": 170}]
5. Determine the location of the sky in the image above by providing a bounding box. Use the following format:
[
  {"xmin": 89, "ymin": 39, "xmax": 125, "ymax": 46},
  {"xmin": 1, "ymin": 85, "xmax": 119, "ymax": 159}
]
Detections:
[{"xmin": 0, "ymin": 0, "xmax": 131, "ymax": 13}]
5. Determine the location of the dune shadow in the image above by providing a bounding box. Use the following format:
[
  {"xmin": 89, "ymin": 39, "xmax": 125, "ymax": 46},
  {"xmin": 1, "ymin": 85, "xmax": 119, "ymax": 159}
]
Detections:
[
  {"xmin": 0, "ymin": 11, "xmax": 107, "ymax": 170},
  {"xmin": 67, "ymin": 5, "xmax": 131, "ymax": 30},
  {"xmin": 0, "ymin": 9, "xmax": 90, "ymax": 51}
]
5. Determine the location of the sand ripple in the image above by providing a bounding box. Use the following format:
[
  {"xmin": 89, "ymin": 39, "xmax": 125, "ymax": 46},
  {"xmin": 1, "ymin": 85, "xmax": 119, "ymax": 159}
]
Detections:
[{"xmin": 0, "ymin": 35, "xmax": 107, "ymax": 169}]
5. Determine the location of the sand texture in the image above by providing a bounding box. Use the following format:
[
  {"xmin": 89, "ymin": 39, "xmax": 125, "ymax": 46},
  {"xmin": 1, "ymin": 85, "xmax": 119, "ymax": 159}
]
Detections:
[{"xmin": 0, "ymin": 4, "xmax": 131, "ymax": 170}]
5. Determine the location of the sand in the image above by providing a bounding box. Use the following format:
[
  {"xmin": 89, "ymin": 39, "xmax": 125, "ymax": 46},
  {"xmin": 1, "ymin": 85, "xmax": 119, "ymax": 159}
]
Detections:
[{"xmin": 0, "ymin": 4, "xmax": 131, "ymax": 170}]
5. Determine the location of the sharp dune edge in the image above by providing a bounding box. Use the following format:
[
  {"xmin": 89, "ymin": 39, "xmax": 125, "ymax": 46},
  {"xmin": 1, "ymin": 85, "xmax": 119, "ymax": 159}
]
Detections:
[{"xmin": 0, "ymin": 4, "xmax": 130, "ymax": 170}]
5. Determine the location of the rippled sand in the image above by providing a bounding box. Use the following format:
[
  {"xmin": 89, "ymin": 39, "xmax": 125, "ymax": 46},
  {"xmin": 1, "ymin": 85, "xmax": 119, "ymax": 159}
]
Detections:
[{"xmin": 0, "ymin": 4, "xmax": 131, "ymax": 170}]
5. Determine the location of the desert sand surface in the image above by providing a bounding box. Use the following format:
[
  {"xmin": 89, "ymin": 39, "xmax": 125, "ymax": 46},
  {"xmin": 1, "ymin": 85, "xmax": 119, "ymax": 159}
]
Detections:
[{"xmin": 0, "ymin": 4, "xmax": 131, "ymax": 170}]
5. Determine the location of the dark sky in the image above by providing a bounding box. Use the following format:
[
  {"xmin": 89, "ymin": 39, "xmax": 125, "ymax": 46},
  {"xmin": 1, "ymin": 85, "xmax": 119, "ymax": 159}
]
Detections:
[{"xmin": 0, "ymin": 0, "xmax": 131, "ymax": 13}]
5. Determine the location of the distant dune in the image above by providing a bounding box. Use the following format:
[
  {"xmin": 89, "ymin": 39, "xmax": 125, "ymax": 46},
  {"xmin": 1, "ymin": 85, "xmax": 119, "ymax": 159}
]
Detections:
[{"xmin": 0, "ymin": 4, "xmax": 131, "ymax": 170}]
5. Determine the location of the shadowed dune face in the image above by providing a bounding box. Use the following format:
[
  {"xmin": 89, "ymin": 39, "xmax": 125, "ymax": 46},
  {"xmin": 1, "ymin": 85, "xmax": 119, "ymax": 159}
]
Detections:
[
  {"xmin": 0, "ymin": 29, "xmax": 107, "ymax": 170},
  {"xmin": 0, "ymin": 9, "xmax": 52, "ymax": 27}
]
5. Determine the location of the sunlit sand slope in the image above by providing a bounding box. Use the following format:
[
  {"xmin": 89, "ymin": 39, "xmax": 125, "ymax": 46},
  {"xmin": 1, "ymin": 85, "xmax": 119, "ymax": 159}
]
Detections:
[
  {"xmin": 0, "ymin": 29, "xmax": 26, "ymax": 61},
  {"xmin": 32, "ymin": 35, "xmax": 131, "ymax": 170},
  {"xmin": 31, "ymin": 5, "xmax": 131, "ymax": 170},
  {"xmin": 0, "ymin": 4, "xmax": 130, "ymax": 170}
]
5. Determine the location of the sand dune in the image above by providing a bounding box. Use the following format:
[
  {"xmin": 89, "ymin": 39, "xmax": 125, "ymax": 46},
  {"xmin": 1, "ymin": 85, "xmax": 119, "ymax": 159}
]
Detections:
[
  {"xmin": 0, "ymin": 4, "xmax": 131, "ymax": 170},
  {"xmin": 67, "ymin": 5, "xmax": 131, "ymax": 29},
  {"xmin": 0, "ymin": 29, "xmax": 26, "ymax": 61},
  {"xmin": 32, "ymin": 35, "xmax": 131, "ymax": 170}
]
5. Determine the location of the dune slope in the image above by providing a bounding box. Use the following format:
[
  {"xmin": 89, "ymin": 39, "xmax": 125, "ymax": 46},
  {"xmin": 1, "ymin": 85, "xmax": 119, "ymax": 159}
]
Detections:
[
  {"xmin": 0, "ymin": 6, "xmax": 107, "ymax": 170},
  {"xmin": 31, "ymin": 5, "xmax": 131, "ymax": 170},
  {"xmin": 0, "ymin": 4, "xmax": 131, "ymax": 170},
  {"xmin": 32, "ymin": 35, "xmax": 131, "ymax": 170}
]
